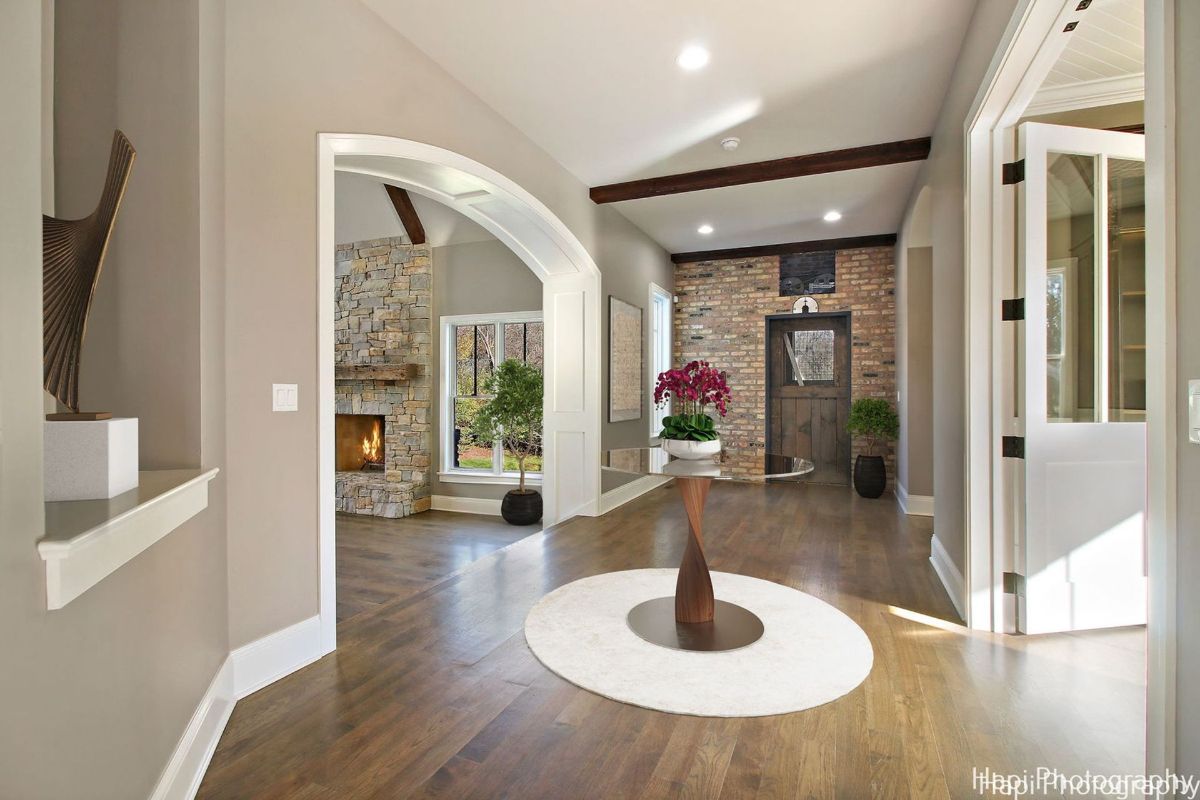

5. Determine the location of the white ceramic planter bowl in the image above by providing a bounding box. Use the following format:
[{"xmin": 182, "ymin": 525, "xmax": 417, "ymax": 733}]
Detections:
[{"xmin": 661, "ymin": 438, "xmax": 722, "ymax": 460}]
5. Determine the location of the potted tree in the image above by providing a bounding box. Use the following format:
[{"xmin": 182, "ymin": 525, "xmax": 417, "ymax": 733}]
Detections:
[
  {"xmin": 653, "ymin": 361, "xmax": 732, "ymax": 459},
  {"xmin": 473, "ymin": 359, "xmax": 543, "ymax": 525},
  {"xmin": 846, "ymin": 397, "xmax": 899, "ymax": 498}
]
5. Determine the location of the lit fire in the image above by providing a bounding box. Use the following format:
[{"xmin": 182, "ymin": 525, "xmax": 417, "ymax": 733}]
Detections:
[{"xmin": 361, "ymin": 420, "xmax": 383, "ymax": 465}]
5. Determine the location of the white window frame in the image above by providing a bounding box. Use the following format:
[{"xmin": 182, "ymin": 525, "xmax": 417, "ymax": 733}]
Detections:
[
  {"xmin": 648, "ymin": 282, "xmax": 673, "ymax": 440},
  {"xmin": 439, "ymin": 311, "xmax": 544, "ymax": 485}
]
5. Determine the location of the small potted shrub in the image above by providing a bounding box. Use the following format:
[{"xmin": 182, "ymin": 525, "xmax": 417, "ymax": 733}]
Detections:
[
  {"xmin": 653, "ymin": 361, "xmax": 732, "ymax": 460},
  {"xmin": 473, "ymin": 359, "xmax": 543, "ymax": 525},
  {"xmin": 847, "ymin": 397, "xmax": 899, "ymax": 498}
]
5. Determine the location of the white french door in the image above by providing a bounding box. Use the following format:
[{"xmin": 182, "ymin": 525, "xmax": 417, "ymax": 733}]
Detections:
[{"xmin": 1013, "ymin": 122, "xmax": 1147, "ymax": 634}]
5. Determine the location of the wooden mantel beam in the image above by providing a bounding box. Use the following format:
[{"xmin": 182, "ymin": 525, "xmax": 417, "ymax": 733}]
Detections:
[
  {"xmin": 589, "ymin": 137, "xmax": 932, "ymax": 204},
  {"xmin": 384, "ymin": 184, "xmax": 427, "ymax": 245}
]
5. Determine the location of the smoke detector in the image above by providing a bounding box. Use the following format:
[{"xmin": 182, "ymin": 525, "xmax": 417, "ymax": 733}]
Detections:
[{"xmin": 720, "ymin": 137, "xmax": 741, "ymax": 152}]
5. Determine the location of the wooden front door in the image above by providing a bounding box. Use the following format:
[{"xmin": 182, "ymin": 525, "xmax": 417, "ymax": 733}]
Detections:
[{"xmin": 767, "ymin": 313, "xmax": 851, "ymax": 485}]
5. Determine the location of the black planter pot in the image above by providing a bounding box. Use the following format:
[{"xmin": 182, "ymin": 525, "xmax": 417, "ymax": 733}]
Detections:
[
  {"xmin": 501, "ymin": 489, "xmax": 542, "ymax": 525},
  {"xmin": 853, "ymin": 455, "xmax": 887, "ymax": 499}
]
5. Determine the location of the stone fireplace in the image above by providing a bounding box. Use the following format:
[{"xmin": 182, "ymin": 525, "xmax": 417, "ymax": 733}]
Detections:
[{"xmin": 334, "ymin": 237, "xmax": 432, "ymax": 517}]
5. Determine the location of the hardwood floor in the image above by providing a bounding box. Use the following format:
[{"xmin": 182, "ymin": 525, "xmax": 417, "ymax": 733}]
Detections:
[
  {"xmin": 335, "ymin": 511, "xmax": 531, "ymax": 623},
  {"xmin": 198, "ymin": 482, "xmax": 1145, "ymax": 799}
]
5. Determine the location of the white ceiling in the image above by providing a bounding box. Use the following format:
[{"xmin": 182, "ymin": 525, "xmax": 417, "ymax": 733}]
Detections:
[
  {"xmin": 1041, "ymin": 0, "xmax": 1142, "ymax": 88},
  {"xmin": 1028, "ymin": 0, "xmax": 1143, "ymax": 116},
  {"xmin": 362, "ymin": 0, "xmax": 979, "ymax": 253},
  {"xmin": 334, "ymin": 170, "xmax": 494, "ymax": 248},
  {"xmin": 620, "ymin": 162, "xmax": 924, "ymax": 255}
]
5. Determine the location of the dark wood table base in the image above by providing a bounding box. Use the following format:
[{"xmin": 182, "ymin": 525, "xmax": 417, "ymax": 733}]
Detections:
[
  {"xmin": 676, "ymin": 476, "xmax": 716, "ymax": 623},
  {"xmin": 623, "ymin": 475, "xmax": 767, "ymax": 652}
]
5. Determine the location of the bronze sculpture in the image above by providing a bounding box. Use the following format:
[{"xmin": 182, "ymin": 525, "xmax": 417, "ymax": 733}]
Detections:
[{"xmin": 43, "ymin": 130, "xmax": 135, "ymax": 418}]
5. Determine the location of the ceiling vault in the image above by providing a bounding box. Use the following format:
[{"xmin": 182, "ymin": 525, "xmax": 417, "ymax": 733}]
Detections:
[
  {"xmin": 590, "ymin": 138, "xmax": 932, "ymax": 204},
  {"xmin": 384, "ymin": 184, "xmax": 427, "ymax": 245},
  {"xmin": 670, "ymin": 233, "xmax": 897, "ymax": 264}
]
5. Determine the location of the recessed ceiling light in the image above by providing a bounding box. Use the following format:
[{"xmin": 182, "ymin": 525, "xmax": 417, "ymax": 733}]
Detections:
[
  {"xmin": 823, "ymin": 210, "xmax": 843, "ymax": 222},
  {"xmin": 720, "ymin": 136, "xmax": 741, "ymax": 152},
  {"xmin": 676, "ymin": 45, "xmax": 710, "ymax": 71},
  {"xmin": 697, "ymin": 224, "xmax": 714, "ymax": 235}
]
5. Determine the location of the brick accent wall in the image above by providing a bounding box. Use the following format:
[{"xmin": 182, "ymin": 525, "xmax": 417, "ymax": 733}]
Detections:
[
  {"xmin": 673, "ymin": 246, "xmax": 896, "ymax": 484},
  {"xmin": 334, "ymin": 237, "xmax": 432, "ymax": 517}
]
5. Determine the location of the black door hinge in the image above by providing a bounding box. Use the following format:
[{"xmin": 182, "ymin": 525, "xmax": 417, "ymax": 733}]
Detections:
[
  {"xmin": 1001, "ymin": 298, "xmax": 1026, "ymax": 321},
  {"xmin": 1002, "ymin": 435, "xmax": 1025, "ymax": 459},
  {"xmin": 1002, "ymin": 159, "xmax": 1026, "ymax": 185}
]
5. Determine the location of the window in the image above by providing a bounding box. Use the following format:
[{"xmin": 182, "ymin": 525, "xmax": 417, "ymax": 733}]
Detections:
[
  {"xmin": 789, "ymin": 330, "xmax": 835, "ymax": 383},
  {"xmin": 649, "ymin": 284, "xmax": 672, "ymax": 438},
  {"xmin": 440, "ymin": 312, "xmax": 543, "ymax": 482}
]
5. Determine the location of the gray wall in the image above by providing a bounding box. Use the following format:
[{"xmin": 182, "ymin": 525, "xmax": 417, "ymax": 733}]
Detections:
[
  {"xmin": 903, "ymin": 247, "xmax": 935, "ymax": 498},
  {"xmin": 897, "ymin": 0, "xmax": 1020, "ymax": 570},
  {"xmin": 2, "ymin": 1, "xmax": 230, "ymax": 798},
  {"xmin": 1024, "ymin": 100, "xmax": 1143, "ymax": 129},
  {"xmin": 431, "ymin": 239, "xmax": 542, "ymax": 501},
  {"xmin": 1174, "ymin": 0, "xmax": 1200, "ymax": 775},
  {"xmin": 597, "ymin": 210, "xmax": 674, "ymax": 492}
]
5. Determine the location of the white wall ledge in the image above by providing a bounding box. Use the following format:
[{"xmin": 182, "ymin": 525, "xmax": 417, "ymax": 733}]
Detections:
[{"xmin": 39, "ymin": 468, "xmax": 219, "ymax": 610}]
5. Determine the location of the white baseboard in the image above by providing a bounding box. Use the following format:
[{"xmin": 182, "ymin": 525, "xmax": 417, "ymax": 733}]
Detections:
[
  {"xmin": 150, "ymin": 615, "xmax": 324, "ymax": 800},
  {"xmin": 895, "ymin": 483, "xmax": 934, "ymax": 517},
  {"xmin": 599, "ymin": 475, "xmax": 671, "ymax": 515},
  {"xmin": 430, "ymin": 494, "xmax": 502, "ymax": 516},
  {"xmin": 231, "ymin": 615, "xmax": 324, "ymax": 698},
  {"xmin": 149, "ymin": 656, "xmax": 235, "ymax": 800},
  {"xmin": 929, "ymin": 534, "xmax": 966, "ymax": 620}
]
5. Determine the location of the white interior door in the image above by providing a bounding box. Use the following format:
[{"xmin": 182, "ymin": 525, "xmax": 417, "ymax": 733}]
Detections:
[{"xmin": 1016, "ymin": 122, "xmax": 1147, "ymax": 634}]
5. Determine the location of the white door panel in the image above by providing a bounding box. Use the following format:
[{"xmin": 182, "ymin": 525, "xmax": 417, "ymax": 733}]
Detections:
[{"xmin": 1016, "ymin": 123, "xmax": 1147, "ymax": 634}]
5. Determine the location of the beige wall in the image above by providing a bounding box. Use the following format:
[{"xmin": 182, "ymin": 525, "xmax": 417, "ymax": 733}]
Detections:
[
  {"xmin": 1024, "ymin": 99, "xmax": 1143, "ymax": 129},
  {"xmin": 70, "ymin": 0, "xmax": 204, "ymax": 469},
  {"xmin": 431, "ymin": 239, "xmax": 543, "ymax": 502},
  {"xmin": 222, "ymin": 0, "xmax": 671, "ymax": 647},
  {"xmin": 3, "ymin": 1, "xmax": 229, "ymax": 798},
  {"xmin": 1173, "ymin": 0, "xmax": 1200, "ymax": 774},
  {"xmin": 901, "ymin": 246, "xmax": 935, "ymax": 498},
  {"xmin": 897, "ymin": 0, "xmax": 1020, "ymax": 570}
]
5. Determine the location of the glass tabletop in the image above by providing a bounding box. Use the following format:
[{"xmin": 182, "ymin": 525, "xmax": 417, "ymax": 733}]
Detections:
[{"xmin": 602, "ymin": 447, "xmax": 815, "ymax": 482}]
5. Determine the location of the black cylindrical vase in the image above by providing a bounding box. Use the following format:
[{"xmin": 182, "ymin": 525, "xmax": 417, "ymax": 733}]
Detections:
[
  {"xmin": 853, "ymin": 455, "xmax": 887, "ymax": 498},
  {"xmin": 501, "ymin": 489, "xmax": 542, "ymax": 525}
]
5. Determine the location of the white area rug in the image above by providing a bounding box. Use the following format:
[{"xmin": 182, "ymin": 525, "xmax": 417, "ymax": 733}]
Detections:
[{"xmin": 524, "ymin": 569, "xmax": 873, "ymax": 717}]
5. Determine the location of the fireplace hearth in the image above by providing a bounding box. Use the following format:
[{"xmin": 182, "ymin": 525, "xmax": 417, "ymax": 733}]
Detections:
[{"xmin": 335, "ymin": 414, "xmax": 385, "ymax": 472}]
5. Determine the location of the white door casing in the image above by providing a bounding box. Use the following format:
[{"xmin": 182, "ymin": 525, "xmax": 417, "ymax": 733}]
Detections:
[
  {"xmin": 1015, "ymin": 122, "xmax": 1146, "ymax": 634},
  {"xmin": 648, "ymin": 282, "xmax": 672, "ymax": 439}
]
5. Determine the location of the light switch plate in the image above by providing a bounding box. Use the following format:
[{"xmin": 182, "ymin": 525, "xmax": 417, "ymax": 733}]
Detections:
[
  {"xmin": 1189, "ymin": 380, "xmax": 1200, "ymax": 444},
  {"xmin": 272, "ymin": 383, "xmax": 298, "ymax": 412}
]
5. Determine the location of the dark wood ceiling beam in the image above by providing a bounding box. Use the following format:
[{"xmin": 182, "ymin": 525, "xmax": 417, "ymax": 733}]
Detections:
[
  {"xmin": 671, "ymin": 233, "xmax": 896, "ymax": 264},
  {"xmin": 590, "ymin": 138, "xmax": 932, "ymax": 204},
  {"xmin": 384, "ymin": 184, "xmax": 427, "ymax": 245}
]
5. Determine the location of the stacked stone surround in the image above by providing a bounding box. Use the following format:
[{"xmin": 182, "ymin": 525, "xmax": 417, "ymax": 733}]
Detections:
[
  {"xmin": 673, "ymin": 246, "xmax": 896, "ymax": 484},
  {"xmin": 334, "ymin": 237, "xmax": 432, "ymax": 517}
]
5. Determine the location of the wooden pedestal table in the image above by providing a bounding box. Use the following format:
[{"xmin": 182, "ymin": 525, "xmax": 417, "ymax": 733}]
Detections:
[{"xmin": 602, "ymin": 447, "xmax": 814, "ymax": 652}]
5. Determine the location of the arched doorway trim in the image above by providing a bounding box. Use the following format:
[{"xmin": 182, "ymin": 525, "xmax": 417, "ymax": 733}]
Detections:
[{"xmin": 316, "ymin": 134, "xmax": 602, "ymax": 652}]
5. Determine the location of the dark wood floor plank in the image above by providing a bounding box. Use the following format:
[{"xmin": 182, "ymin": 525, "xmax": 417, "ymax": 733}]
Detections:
[{"xmin": 198, "ymin": 482, "xmax": 1145, "ymax": 799}]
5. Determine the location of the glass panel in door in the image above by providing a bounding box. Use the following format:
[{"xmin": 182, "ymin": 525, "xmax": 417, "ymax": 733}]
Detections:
[
  {"xmin": 1044, "ymin": 153, "xmax": 1097, "ymax": 422},
  {"xmin": 1106, "ymin": 158, "xmax": 1146, "ymax": 421}
]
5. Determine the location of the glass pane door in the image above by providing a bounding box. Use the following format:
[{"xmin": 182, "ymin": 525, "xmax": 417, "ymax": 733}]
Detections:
[{"xmin": 1106, "ymin": 158, "xmax": 1146, "ymax": 421}]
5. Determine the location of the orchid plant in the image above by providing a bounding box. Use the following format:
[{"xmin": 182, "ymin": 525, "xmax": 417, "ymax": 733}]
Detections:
[{"xmin": 652, "ymin": 360, "xmax": 732, "ymax": 442}]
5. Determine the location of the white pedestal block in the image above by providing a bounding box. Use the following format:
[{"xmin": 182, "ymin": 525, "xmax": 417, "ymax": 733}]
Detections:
[{"xmin": 44, "ymin": 418, "xmax": 139, "ymax": 501}]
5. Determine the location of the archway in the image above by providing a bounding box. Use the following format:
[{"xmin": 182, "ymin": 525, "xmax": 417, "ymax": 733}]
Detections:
[{"xmin": 316, "ymin": 134, "xmax": 602, "ymax": 651}]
